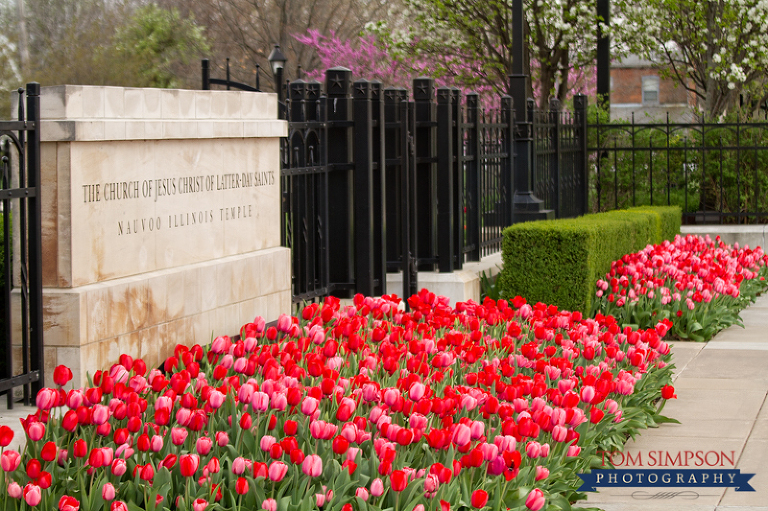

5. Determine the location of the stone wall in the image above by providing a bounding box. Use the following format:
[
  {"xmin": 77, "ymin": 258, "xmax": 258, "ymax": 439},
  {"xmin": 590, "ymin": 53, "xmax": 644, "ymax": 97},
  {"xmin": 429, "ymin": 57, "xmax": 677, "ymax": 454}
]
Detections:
[{"xmin": 13, "ymin": 85, "xmax": 291, "ymax": 388}]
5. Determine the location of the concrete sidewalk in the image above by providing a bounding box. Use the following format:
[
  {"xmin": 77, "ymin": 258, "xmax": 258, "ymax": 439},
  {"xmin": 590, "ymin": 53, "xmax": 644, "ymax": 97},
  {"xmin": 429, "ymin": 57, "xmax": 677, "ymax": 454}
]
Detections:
[{"xmin": 580, "ymin": 292, "xmax": 768, "ymax": 511}]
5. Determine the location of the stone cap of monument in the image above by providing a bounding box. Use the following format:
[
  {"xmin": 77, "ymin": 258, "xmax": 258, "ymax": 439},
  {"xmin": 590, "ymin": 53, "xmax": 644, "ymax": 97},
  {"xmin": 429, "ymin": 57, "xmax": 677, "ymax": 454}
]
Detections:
[{"xmin": 35, "ymin": 86, "xmax": 287, "ymax": 142}]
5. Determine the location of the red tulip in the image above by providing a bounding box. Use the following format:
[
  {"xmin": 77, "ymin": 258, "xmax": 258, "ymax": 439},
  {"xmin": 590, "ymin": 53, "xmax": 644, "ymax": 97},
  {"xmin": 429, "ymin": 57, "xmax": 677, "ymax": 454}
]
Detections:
[
  {"xmin": 41, "ymin": 442, "xmax": 57, "ymax": 462},
  {"xmin": 0, "ymin": 425, "xmax": 13, "ymax": 446},
  {"xmin": 471, "ymin": 489, "xmax": 488, "ymax": 508},
  {"xmin": 391, "ymin": 470, "xmax": 407, "ymax": 492},
  {"xmin": 235, "ymin": 477, "xmax": 249, "ymax": 495},
  {"xmin": 26, "ymin": 459, "xmax": 42, "ymax": 478},
  {"xmin": 110, "ymin": 501, "xmax": 128, "ymax": 511},
  {"xmin": 53, "ymin": 365, "xmax": 73, "ymax": 386},
  {"xmin": 58, "ymin": 495, "xmax": 80, "ymax": 511},
  {"xmin": 180, "ymin": 454, "xmax": 200, "ymax": 477},
  {"xmin": 661, "ymin": 385, "xmax": 677, "ymax": 399}
]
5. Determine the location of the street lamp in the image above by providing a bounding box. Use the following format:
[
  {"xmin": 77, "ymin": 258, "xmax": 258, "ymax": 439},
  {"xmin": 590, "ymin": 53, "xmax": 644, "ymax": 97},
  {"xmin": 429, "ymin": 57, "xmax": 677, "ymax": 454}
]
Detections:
[{"xmin": 268, "ymin": 44, "xmax": 287, "ymax": 107}]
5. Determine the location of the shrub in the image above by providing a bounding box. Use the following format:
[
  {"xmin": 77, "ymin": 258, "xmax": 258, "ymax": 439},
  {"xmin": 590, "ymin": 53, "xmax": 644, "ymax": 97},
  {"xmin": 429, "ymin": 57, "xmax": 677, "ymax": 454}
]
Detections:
[{"xmin": 498, "ymin": 207, "xmax": 681, "ymax": 313}]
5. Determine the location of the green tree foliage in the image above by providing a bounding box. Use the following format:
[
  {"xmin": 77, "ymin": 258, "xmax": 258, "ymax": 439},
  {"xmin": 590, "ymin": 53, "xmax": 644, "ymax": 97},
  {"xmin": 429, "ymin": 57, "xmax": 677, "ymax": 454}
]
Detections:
[
  {"xmin": 113, "ymin": 4, "xmax": 210, "ymax": 89},
  {"xmin": 0, "ymin": 1, "xmax": 209, "ymax": 116}
]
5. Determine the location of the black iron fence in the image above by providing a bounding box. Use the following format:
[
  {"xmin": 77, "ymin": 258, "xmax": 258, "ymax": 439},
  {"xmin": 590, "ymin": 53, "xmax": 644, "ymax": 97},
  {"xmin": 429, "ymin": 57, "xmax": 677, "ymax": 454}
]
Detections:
[
  {"xmin": 589, "ymin": 113, "xmax": 768, "ymax": 224},
  {"xmin": 277, "ymin": 71, "xmax": 589, "ymax": 302},
  {"xmin": 1, "ymin": 84, "xmax": 44, "ymax": 407},
  {"xmin": 202, "ymin": 61, "xmax": 591, "ymax": 303}
]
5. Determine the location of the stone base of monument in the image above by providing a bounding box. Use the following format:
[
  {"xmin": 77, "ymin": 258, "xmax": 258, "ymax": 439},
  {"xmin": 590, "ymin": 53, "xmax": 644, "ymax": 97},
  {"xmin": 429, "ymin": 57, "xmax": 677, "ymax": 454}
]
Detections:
[
  {"xmin": 11, "ymin": 85, "xmax": 291, "ymax": 388},
  {"xmin": 386, "ymin": 270, "xmax": 480, "ymax": 307}
]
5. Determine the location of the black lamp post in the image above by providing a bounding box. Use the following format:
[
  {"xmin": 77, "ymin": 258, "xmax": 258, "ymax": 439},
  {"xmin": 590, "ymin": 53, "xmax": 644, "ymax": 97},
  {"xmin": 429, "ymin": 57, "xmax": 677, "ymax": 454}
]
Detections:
[{"xmin": 268, "ymin": 44, "xmax": 287, "ymax": 107}]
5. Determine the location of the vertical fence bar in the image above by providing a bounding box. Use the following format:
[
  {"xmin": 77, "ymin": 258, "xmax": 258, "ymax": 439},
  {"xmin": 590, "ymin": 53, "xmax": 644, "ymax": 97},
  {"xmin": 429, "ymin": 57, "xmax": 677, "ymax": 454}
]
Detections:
[
  {"xmin": 574, "ymin": 94, "xmax": 588, "ymax": 216},
  {"xmin": 549, "ymin": 98, "xmax": 561, "ymax": 217},
  {"xmin": 413, "ymin": 78, "xmax": 436, "ymax": 271},
  {"xmin": 325, "ymin": 67, "xmax": 354, "ymax": 295},
  {"xmin": 202, "ymin": 59, "xmax": 210, "ymax": 90},
  {"xmin": 436, "ymin": 88, "xmax": 454, "ymax": 272},
  {"xmin": 501, "ymin": 96, "xmax": 514, "ymax": 226},
  {"xmin": 26, "ymin": 83, "xmax": 43, "ymax": 394},
  {"xmin": 465, "ymin": 94, "xmax": 481, "ymax": 262},
  {"xmin": 1, "ymin": 145, "xmax": 12, "ymax": 407},
  {"xmin": 371, "ymin": 82, "xmax": 387, "ymax": 295},
  {"xmin": 384, "ymin": 89, "xmax": 406, "ymax": 273},
  {"xmin": 353, "ymin": 79, "xmax": 375, "ymax": 296},
  {"xmin": 451, "ymin": 89, "xmax": 464, "ymax": 269},
  {"xmin": 406, "ymin": 99, "xmax": 418, "ymax": 298}
]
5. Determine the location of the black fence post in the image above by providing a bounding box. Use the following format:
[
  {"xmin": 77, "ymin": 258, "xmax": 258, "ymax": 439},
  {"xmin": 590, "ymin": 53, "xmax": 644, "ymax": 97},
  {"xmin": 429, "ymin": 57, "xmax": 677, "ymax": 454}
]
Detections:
[
  {"xmin": 436, "ymin": 88, "xmax": 454, "ymax": 272},
  {"xmin": 384, "ymin": 89, "xmax": 407, "ymax": 273},
  {"xmin": 353, "ymin": 79, "xmax": 375, "ymax": 296},
  {"xmin": 325, "ymin": 67, "xmax": 354, "ymax": 297},
  {"xmin": 413, "ymin": 78, "xmax": 437, "ymax": 271},
  {"xmin": 549, "ymin": 98, "xmax": 562, "ymax": 217},
  {"xmin": 202, "ymin": 59, "xmax": 210, "ymax": 90},
  {"xmin": 451, "ymin": 89, "xmax": 464, "ymax": 269},
  {"xmin": 509, "ymin": 75, "xmax": 554, "ymax": 222},
  {"xmin": 465, "ymin": 93, "xmax": 481, "ymax": 262},
  {"xmin": 574, "ymin": 94, "xmax": 589, "ymax": 216},
  {"xmin": 26, "ymin": 83, "xmax": 43, "ymax": 394},
  {"xmin": 370, "ymin": 82, "xmax": 387, "ymax": 295},
  {"xmin": 501, "ymin": 95, "xmax": 514, "ymax": 226}
]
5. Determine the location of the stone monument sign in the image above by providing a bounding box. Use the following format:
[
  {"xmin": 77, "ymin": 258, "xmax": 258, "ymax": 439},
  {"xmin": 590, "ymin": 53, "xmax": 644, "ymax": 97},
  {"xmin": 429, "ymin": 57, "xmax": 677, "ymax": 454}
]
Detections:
[{"xmin": 22, "ymin": 85, "xmax": 290, "ymax": 387}]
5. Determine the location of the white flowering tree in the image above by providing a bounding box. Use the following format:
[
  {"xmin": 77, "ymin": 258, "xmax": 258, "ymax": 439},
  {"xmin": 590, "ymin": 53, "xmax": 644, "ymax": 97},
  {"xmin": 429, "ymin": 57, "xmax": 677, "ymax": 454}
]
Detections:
[
  {"xmin": 371, "ymin": 0, "xmax": 632, "ymax": 107},
  {"xmin": 621, "ymin": 0, "xmax": 768, "ymax": 118}
]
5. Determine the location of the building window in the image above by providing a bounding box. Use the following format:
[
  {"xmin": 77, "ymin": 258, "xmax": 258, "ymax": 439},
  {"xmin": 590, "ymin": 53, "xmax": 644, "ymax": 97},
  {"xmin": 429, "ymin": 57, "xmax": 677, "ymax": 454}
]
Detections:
[{"xmin": 642, "ymin": 76, "xmax": 659, "ymax": 104}]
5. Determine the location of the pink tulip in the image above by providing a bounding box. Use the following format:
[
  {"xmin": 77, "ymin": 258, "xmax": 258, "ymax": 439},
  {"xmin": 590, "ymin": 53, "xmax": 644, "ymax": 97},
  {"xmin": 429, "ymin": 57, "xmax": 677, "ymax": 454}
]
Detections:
[
  {"xmin": 452, "ymin": 424, "xmax": 471, "ymax": 447},
  {"xmin": 355, "ymin": 488, "xmax": 369, "ymax": 501},
  {"xmin": 370, "ymin": 478, "xmax": 384, "ymax": 497},
  {"xmin": 215, "ymin": 431, "xmax": 229, "ymax": 446},
  {"xmin": 271, "ymin": 393, "xmax": 287, "ymax": 411},
  {"xmin": 35, "ymin": 388, "xmax": 58, "ymax": 410},
  {"xmin": 102, "ymin": 483, "xmax": 116, "ymax": 501},
  {"xmin": 268, "ymin": 461, "xmax": 288, "ymax": 482},
  {"xmin": 526, "ymin": 441, "xmax": 542, "ymax": 458},
  {"xmin": 196, "ymin": 437, "xmax": 212, "ymax": 456},
  {"xmin": 7, "ymin": 482, "xmax": 22, "ymax": 499},
  {"xmin": 151, "ymin": 436, "xmax": 164, "ymax": 453},
  {"xmin": 27, "ymin": 422, "xmax": 45, "ymax": 442},
  {"xmin": 208, "ymin": 390, "xmax": 226, "ymax": 409},
  {"xmin": 111, "ymin": 459, "xmax": 127, "ymax": 476},
  {"xmin": 193, "ymin": 499, "xmax": 208, "ymax": 511},
  {"xmin": 314, "ymin": 494, "xmax": 326, "ymax": 507},
  {"xmin": 171, "ymin": 428, "xmax": 188, "ymax": 446},
  {"xmin": 525, "ymin": 488, "xmax": 546, "ymax": 511},
  {"xmin": 580, "ymin": 386, "xmax": 596, "ymax": 404},
  {"xmin": 551, "ymin": 425, "xmax": 567, "ymax": 443},
  {"xmin": 23, "ymin": 484, "xmax": 41, "ymax": 506},
  {"xmin": 408, "ymin": 382, "xmax": 426, "ymax": 401},
  {"xmin": 567, "ymin": 445, "xmax": 582, "ymax": 457},
  {"xmin": 1, "ymin": 450, "xmax": 21, "ymax": 472},
  {"xmin": 251, "ymin": 392, "xmax": 269, "ymax": 412},
  {"xmin": 535, "ymin": 466, "xmax": 550, "ymax": 481},
  {"xmin": 301, "ymin": 397, "xmax": 319, "ymax": 416},
  {"xmin": 302, "ymin": 454, "xmax": 323, "ymax": 477},
  {"xmin": 92, "ymin": 404, "xmax": 110, "ymax": 425},
  {"xmin": 232, "ymin": 457, "xmax": 247, "ymax": 475},
  {"xmin": 262, "ymin": 499, "xmax": 277, "ymax": 511}
]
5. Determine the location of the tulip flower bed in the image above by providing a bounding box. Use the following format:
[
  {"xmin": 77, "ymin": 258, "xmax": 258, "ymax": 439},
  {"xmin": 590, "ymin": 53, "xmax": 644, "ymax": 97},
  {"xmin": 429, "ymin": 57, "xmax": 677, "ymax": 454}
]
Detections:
[
  {"xmin": 0, "ymin": 291, "xmax": 677, "ymax": 511},
  {"xmin": 594, "ymin": 234, "xmax": 768, "ymax": 341}
]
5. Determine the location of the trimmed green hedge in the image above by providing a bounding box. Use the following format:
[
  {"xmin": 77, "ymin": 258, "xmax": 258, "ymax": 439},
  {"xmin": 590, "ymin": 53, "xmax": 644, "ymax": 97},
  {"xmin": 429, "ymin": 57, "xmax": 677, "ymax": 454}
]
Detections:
[{"xmin": 498, "ymin": 206, "xmax": 681, "ymax": 313}]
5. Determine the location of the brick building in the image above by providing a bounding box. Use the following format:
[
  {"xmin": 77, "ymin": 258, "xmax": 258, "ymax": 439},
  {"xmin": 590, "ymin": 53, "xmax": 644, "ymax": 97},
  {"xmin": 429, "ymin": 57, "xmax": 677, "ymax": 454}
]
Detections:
[{"xmin": 610, "ymin": 55, "xmax": 696, "ymax": 122}]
